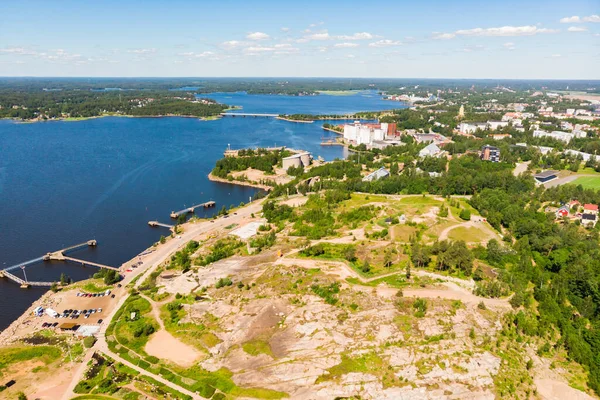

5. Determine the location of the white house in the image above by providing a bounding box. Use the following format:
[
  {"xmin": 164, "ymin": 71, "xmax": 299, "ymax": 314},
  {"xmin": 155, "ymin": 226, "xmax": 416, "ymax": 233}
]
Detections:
[
  {"xmin": 533, "ymin": 130, "xmax": 574, "ymax": 143},
  {"xmin": 419, "ymin": 142, "xmax": 443, "ymax": 158}
]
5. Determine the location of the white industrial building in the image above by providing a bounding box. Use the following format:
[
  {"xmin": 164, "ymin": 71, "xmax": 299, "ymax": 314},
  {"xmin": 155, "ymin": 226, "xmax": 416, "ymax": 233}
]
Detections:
[
  {"xmin": 343, "ymin": 122, "xmax": 386, "ymax": 146},
  {"xmin": 532, "ymin": 130, "xmax": 586, "ymax": 143},
  {"xmin": 282, "ymin": 152, "xmax": 311, "ymax": 170}
]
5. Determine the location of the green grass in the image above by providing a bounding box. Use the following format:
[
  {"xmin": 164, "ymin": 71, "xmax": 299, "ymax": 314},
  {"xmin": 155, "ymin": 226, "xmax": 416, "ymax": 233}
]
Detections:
[
  {"xmin": 81, "ymin": 282, "xmax": 113, "ymax": 293},
  {"xmin": 448, "ymin": 226, "xmax": 488, "ymax": 243},
  {"xmin": 570, "ymin": 176, "xmax": 600, "ymax": 190},
  {"xmin": 242, "ymin": 339, "xmax": 273, "ymax": 357},
  {"xmin": 71, "ymin": 395, "xmax": 119, "ymax": 400},
  {"xmin": 0, "ymin": 345, "xmax": 62, "ymax": 376},
  {"xmin": 316, "ymin": 352, "xmax": 386, "ymax": 383}
]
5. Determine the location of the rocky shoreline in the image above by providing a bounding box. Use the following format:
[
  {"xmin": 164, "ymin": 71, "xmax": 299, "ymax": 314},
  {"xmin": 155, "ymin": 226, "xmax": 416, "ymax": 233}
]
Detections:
[{"xmin": 208, "ymin": 172, "xmax": 273, "ymax": 191}]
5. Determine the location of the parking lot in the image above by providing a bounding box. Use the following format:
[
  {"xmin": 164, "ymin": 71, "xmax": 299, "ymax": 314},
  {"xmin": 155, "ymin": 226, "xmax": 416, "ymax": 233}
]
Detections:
[{"xmin": 36, "ymin": 286, "xmax": 121, "ymax": 331}]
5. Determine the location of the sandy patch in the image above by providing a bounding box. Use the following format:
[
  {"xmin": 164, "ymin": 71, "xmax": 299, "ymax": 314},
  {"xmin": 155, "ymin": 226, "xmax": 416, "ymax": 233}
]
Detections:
[
  {"xmin": 535, "ymin": 378, "xmax": 595, "ymax": 400},
  {"xmin": 145, "ymin": 329, "xmax": 202, "ymax": 367}
]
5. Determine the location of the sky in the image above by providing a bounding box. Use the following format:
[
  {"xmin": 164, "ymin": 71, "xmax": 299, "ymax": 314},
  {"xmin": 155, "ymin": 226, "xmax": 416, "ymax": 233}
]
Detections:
[{"xmin": 0, "ymin": 0, "xmax": 599, "ymax": 79}]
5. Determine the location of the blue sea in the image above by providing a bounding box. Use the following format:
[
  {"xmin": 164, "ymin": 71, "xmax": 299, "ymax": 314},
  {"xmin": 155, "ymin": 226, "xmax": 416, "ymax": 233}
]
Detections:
[{"xmin": 0, "ymin": 91, "xmax": 404, "ymax": 331}]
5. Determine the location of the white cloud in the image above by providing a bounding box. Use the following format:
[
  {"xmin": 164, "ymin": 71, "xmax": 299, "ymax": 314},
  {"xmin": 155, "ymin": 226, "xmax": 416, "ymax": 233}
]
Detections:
[
  {"xmin": 338, "ymin": 32, "xmax": 375, "ymax": 40},
  {"xmin": 246, "ymin": 32, "xmax": 270, "ymax": 40},
  {"xmin": 0, "ymin": 47, "xmax": 37, "ymax": 56},
  {"xmin": 432, "ymin": 32, "xmax": 456, "ymax": 40},
  {"xmin": 368, "ymin": 39, "xmax": 402, "ymax": 47},
  {"xmin": 346, "ymin": 54, "xmax": 355, "ymax": 58},
  {"xmin": 221, "ymin": 40, "xmax": 244, "ymax": 48},
  {"xmin": 127, "ymin": 48, "xmax": 156, "ymax": 54},
  {"xmin": 178, "ymin": 51, "xmax": 215, "ymax": 58},
  {"xmin": 560, "ymin": 16, "xmax": 581, "ymax": 23},
  {"xmin": 463, "ymin": 44, "xmax": 485, "ymax": 52},
  {"xmin": 334, "ymin": 42, "xmax": 359, "ymax": 48},
  {"xmin": 305, "ymin": 30, "xmax": 332, "ymax": 40},
  {"xmin": 503, "ymin": 42, "xmax": 516, "ymax": 50},
  {"xmin": 317, "ymin": 46, "xmax": 328, "ymax": 52},
  {"xmin": 244, "ymin": 44, "xmax": 299, "ymax": 55},
  {"xmin": 583, "ymin": 15, "xmax": 600, "ymax": 23},
  {"xmin": 560, "ymin": 14, "xmax": 600, "ymax": 23},
  {"xmin": 551, "ymin": 54, "xmax": 562, "ymax": 58},
  {"xmin": 568, "ymin": 26, "xmax": 588, "ymax": 32},
  {"xmin": 281, "ymin": 27, "xmax": 290, "ymax": 32},
  {"xmin": 434, "ymin": 25, "xmax": 558, "ymax": 40}
]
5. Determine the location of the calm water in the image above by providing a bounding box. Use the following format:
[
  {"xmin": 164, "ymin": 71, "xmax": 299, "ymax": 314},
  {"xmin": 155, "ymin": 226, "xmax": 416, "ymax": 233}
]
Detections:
[
  {"xmin": 204, "ymin": 90, "xmax": 398, "ymax": 115},
  {"xmin": 0, "ymin": 92, "xmax": 404, "ymax": 331}
]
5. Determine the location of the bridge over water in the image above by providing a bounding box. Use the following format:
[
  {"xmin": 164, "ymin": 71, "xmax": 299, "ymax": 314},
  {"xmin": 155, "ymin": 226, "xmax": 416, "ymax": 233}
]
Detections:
[{"xmin": 1, "ymin": 240, "xmax": 117, "ymax": 288}]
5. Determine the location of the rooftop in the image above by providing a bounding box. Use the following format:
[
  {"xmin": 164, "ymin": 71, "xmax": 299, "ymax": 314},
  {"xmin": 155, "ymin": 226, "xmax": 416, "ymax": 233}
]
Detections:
[{"xmin": 534, "ymin": 170, "xmax": 558, "ymax": 179}]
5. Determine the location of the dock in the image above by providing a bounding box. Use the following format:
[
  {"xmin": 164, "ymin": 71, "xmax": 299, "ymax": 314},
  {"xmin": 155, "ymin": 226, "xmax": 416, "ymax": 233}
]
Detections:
[
  {"xmin": 148, "ymin": 221, "xmax": 175, "ymax": 231},
  {"xmin": 1, "ymin": 240, "xmax": 117, "ymax": 288},
  {"xmin": 170, "ymin": 201, "xmax": 216, "ymax": 219}
]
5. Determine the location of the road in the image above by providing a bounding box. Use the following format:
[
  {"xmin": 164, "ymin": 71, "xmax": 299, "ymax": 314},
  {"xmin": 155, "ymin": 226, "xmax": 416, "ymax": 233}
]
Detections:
[{"xmin": 61, "ymin": 198, "xmax": 266, "ymax": 400}]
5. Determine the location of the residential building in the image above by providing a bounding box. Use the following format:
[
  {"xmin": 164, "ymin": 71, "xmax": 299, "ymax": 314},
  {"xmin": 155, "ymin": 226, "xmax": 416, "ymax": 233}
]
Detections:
[
  {"xmin": 480, "ymin": 145, "xmax": 500, "ymax": 162},
  {"xmin": 362, "ymin": 167, "xmax": 390, "ymax": 182},
  {"xmin": 564, "ymin": 149, "xmax": 595, "ymax": 162},
  {"xmin": 487, "ymin": 120, "xmax": 509, "ymax": 130},
  {"xmin": 582, "ymin": 204, "xmax": 598, "ymax": 227},
  {"xmin": 533, "ymin": 130, "xmax": 575, "ymax": 143},
  {"xmin": 489, "ymin": 133, "xmax": 512, "ymax": 140},
  {"xmin": 419, "ymin": 142, "xmax": 443, "ymax": 158}
]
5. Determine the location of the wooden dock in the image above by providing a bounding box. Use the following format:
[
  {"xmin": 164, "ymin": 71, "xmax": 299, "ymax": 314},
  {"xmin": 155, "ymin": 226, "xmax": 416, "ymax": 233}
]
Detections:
[
  {"xmin": 170, "ymin": 201, "xmax": 216, "ymax": 219},
  {"xmin": 148, "ymin": 221, "xmax": 175, "ymax": 230},
  {"xmin": 1, "ymin": 240, "xmax": 117, "ymax": 288}
]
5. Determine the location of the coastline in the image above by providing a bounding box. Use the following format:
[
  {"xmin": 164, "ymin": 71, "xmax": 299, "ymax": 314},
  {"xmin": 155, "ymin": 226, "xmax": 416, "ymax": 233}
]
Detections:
[
  {"xmin": 208, "ymin": 172, "xmax": 273, "ymax": 191},
  {"xmin": 275, "ymin": 117, "xmax": 315, "ymax": 123},
  {"xmin": 2, "ymin": 113, "xmax": 225, "ymax": 124},
  {"xmin": 322, "ymin": 126, "xmax": 343, "ymax": 135}
]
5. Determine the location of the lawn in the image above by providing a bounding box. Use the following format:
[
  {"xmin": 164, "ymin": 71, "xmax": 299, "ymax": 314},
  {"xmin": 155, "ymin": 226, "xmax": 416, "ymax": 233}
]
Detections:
[
  {"xmin": 448, "ymin": 226, "xmax": 489, "ymax": 243},
  {"xmin": 570, "ymin": 176, "xmax": 600, "ymax": 190}
]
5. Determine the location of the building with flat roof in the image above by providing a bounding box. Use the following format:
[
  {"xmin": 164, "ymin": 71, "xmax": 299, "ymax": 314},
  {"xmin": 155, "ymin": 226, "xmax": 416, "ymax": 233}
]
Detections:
[
  {"xmin": 282, "ymin": 152, "xmax": 311, "ymax": 170},
  {"xmin": 534, "ymin": 170, "xmax": 558, "ymax": 183}
]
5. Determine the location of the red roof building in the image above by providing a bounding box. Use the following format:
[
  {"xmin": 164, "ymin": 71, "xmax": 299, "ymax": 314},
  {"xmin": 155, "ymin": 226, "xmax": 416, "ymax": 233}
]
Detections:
[{"xmin": 584, "ymin": 204, "xmax": 598, "ymax": 212}]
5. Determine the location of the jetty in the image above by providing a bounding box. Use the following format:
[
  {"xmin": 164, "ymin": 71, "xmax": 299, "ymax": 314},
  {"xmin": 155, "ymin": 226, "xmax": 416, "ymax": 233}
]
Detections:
[
  {"xmin": 1, "ymin": 240, "xmax": 117, "ymax": 288},
  {"xmin": 170, "ymin": 201, "xmax": 216, "ymax": 219},
  {"xmin": 220, "ymin": 113, "xmax": 278, "ymax": 118},
  {"xmin": 148, "ymin": 221, "xmax": 175, "ymax": 231}
]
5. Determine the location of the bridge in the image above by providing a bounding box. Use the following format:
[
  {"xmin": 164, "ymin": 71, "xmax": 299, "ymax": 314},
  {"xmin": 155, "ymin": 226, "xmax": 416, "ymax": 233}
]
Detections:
[
  {"xmin": 148, "ymin": 221, "xmax": 175, "ymax": 230},
  {"xmin": 1, "ymin": 240, "xmax": 118, "ymax": 288},
  {"xmin": 220, "ymin": 113, "xmax": 279, "ymax": 118},
  {"xmin": 170, "ymin": 201, "xmax": 216, "ymax": 219}
]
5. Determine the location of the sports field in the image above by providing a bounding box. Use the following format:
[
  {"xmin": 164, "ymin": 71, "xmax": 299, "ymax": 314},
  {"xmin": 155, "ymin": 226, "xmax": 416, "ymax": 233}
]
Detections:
[{"xmin": 570, "ymin": 176, "xmax": 600, "ymax": 190}]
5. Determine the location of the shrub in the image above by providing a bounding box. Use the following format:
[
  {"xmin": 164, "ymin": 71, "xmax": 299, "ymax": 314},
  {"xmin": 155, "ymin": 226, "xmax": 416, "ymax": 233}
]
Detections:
[
  {"xmin": 83, "ymin": 336, "xmax": 96, "ymax": 348},
  {"xmin": 215, "ymin": 277, "xmax": 233, "ymax": 289},
  {"xmin": 459, "ymin": 208, "xmax": 471, "ymax": 221},
  {"xmin": 413, "ymin": 298, "xmax": 427, "ymax": 317}
]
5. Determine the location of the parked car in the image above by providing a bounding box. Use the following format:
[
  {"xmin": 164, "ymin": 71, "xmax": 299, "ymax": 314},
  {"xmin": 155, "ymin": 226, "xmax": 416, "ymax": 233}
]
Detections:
[
  {"xmin": 111, "ymin": 294, "xmax": 116, "ymax": 298},
  {"xmin": 98, "ymin": 319, "xmax": 103, "ymax": 324}
]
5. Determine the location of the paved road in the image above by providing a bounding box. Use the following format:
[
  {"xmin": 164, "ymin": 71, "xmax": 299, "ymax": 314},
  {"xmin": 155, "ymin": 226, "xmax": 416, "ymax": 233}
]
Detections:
[{"xmin": 61, "ymin": 199, "xmax": 266, "ymax": 400}]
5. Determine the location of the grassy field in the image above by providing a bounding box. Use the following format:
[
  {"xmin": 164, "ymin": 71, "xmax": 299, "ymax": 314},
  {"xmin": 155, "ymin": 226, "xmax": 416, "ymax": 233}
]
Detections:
[
  {"xmin": 570, "ymin": 176, "xmax": 600, "ymax": 190},
  {"xmin": 448, "ymin": 226, "xmax": 488, "ymax": 243}
]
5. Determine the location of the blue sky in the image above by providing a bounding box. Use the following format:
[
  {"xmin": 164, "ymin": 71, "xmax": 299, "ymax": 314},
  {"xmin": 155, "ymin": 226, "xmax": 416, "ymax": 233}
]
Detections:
[{"xmin": 0, "ymin": 0, "xmax": 598, "ymax": 78}]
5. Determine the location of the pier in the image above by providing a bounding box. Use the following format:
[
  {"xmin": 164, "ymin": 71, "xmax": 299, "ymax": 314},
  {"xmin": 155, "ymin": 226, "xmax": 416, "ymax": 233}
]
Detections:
[
  {"xmin": 220, "ymin": 113, "xmax": 278, "ymax": 118},
  {"xmin": 1, "ymin": 240, "xmax": 117, "ymax": 288},
  {"xmin": 148, "ymin": 221, "xmax": 175, "ymax": 231},
  {"xmin": 170, "ymin": 201, "xmax": 216, "ymax": 219}
]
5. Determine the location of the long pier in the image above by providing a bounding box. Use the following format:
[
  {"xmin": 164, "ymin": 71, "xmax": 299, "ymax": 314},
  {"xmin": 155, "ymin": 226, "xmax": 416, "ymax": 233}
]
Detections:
[
  {"xmin": 148, "ymin": 221, "xmax": 175, "ymax": 230},
  {"xmin": 1, "ymin": 240, "xmax": 118, "ymax": 288},
  {"xmin": 220, "ymin": 113, "xmax": 278, "ymax": 118},
  {"xmin": 170, "ymin": 201, "xmax": 216, "ymax": 219}
]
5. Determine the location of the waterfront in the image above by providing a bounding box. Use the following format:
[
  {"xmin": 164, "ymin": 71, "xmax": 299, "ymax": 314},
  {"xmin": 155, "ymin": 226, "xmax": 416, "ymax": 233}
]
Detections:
[{"xmin": 0, "ymin": 92, "xmax": 404, "ymax": 331}]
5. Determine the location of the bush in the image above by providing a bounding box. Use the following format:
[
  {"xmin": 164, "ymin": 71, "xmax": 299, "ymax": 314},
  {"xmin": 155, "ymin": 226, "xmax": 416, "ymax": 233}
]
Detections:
[
  {"xmin": 215, "ymin": 277, "xmax": 233, "ymax": 289},
  {"xmin": 413, "ymin": 298, "xmax": 427, "ymax": 317},
  {"xmin": 83, "ymin": 336, "xmax": 96, "ymax": 348}
]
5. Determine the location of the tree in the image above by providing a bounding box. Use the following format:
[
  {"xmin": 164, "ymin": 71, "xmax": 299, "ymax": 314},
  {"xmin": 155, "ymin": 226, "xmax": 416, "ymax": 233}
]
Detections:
[
  {"xmin": 459, "ymin": 208, "xmax": 471, "ymax": 221},
  {"xmin": 411, "ymin": 244, "xmax": 431, "ymax": 267},
  {"xmin": 439, "ymin": 205, "xmax": 448, "ymax": 217},
  {"xmin": 50, "ymin": 282, "xmax": 59, "ymax": 292},
  {"xmin": 406, "ymin": 260, "xmax": 412, "ymax": 279},
  {"xmin": 104, "ymin": 269, "xmax": 120, "ymax": 285},
  {"xmin": 159, "ymin": 235, "xmax": 166, "ymax": 244},
  {"xmin": 83, "ymin": 336, "xmax": 97, "ymax": 348},
  {"xmin": 486, "ymin": 239, "xmax": 503, "ymax": 264},
  {"xmin": 383, "ymin": 250, "xmax": 393, "ymax": 268},
  {"xmin": 60, "ymin": 273, "xmax": 71, "ymax": 285},
  {"xmin": 343, "ymin": 247, "xmax": 357, "ymax": 262}
]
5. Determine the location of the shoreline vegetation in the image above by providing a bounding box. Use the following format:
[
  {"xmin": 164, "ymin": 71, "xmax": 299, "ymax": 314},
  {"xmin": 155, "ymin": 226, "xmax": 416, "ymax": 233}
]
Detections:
[{"xmin": 3, "ymin": 113, "xmax": 224, "ymax": 124}]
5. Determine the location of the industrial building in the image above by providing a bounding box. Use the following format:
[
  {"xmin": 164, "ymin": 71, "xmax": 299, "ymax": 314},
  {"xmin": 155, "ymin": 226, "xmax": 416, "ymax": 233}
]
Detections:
[
  {"xmin": 362, "ymin": 167, "xmax": 390, "ymax": 182},
  {"xmin": 282, "ymin": 152, "xmax": 311, "ymax": 170}
]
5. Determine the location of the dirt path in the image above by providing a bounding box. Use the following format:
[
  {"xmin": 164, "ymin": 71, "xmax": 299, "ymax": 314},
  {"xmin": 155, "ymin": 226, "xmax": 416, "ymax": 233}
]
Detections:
[
  {"xmin": 438, "ymin": 219, "xmax": 498, "ymax": 244},
  {"xmin": 513, "ymin": 161, "xmax": 530, "ymax": 177},
  {"xmin": 61, "ymin": 199, "xmax": 267, "ymax": 400},
  {"xmin": 276, "ymin": 257, "xmax": 509, "ymax": 310}
]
